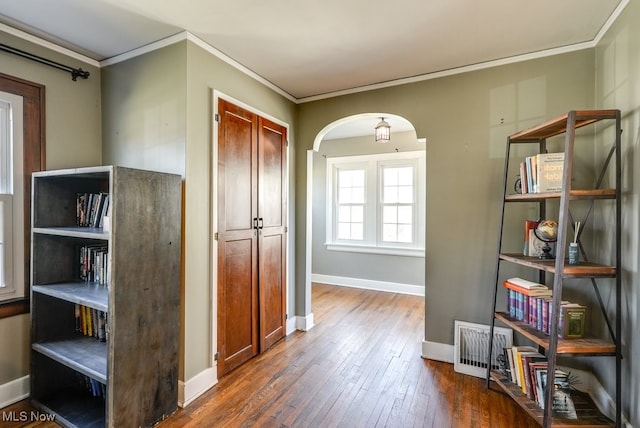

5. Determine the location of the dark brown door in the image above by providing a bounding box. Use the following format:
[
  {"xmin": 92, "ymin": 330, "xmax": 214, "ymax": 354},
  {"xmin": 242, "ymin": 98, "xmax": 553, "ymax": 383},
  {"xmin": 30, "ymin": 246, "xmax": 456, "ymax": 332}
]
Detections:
[
  {"xmin": 217, "ymin": 99, "xmax": 259, "ymax": 376},
  {"xmin": 257, "ymin": 118, "xmax": 287, "ymax": 350},
  {"xmin": 217, "ymin": 100, "xmax": 287, "ymax": 376}
]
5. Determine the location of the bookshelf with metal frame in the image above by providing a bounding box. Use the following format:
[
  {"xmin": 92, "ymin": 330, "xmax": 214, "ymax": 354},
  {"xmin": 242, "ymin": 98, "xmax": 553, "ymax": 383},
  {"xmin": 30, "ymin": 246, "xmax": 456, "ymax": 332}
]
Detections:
[{"xmin": 485, "ymin": 110, "xmax": 622, "ymax": 427}]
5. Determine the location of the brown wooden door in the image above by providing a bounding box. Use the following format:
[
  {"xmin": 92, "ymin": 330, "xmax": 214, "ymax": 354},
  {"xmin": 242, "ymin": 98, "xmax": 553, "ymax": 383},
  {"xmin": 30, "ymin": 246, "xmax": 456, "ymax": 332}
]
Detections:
[
  {"xmin": 217, "ymin": 99, "xmax": 259, "ymax": 376},
  {"xmin": 217, "ymin": 100, "xmax": 287, "ymax": 376},
  {"xmin": 257, "ymin": 117, "xmax": 287, "ymax": 350}
]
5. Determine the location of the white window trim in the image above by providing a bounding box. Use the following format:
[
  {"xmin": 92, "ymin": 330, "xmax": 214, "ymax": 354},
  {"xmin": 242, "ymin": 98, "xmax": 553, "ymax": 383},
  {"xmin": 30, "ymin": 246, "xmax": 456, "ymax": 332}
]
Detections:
[
  {"xmin": 0, "ymin": 92, "xmax": 25, "ymax": 301},
  {"xmin": 326, "ymin": 150, "xmax": 425, "ymax": 257}
]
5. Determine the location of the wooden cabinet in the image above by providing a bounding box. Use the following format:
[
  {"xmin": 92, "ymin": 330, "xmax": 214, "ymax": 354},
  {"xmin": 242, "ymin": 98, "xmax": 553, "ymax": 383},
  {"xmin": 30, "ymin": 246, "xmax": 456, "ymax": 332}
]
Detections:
[
  {"xmin": 30, "ymin": 166, "xmax": 182, "ymax": 428},
  {"xmin": 486, "ymin": 110, "xmax": 622, "ymax": 427}
]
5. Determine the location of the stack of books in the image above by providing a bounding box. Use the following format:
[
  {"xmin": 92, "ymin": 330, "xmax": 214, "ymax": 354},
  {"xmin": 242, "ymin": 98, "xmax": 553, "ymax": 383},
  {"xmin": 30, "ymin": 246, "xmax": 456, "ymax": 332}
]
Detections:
[
  {"xmin": 504, "ymin": 277, "xmax": 587, "ymax": 339},
  {"xmin": 519, "ymin": 152, "xmax": 564, "ymax": 194},
  {"xmin": 502, "ymin": 345, "xmax": 577, "ymax": 418}
]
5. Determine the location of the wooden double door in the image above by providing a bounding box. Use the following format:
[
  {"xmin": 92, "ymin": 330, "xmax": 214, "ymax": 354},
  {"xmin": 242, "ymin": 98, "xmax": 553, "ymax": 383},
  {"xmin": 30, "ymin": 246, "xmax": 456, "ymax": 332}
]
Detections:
[{"xmin": 216, "ymin": 99, "xmax": 287, "ymax": 376}]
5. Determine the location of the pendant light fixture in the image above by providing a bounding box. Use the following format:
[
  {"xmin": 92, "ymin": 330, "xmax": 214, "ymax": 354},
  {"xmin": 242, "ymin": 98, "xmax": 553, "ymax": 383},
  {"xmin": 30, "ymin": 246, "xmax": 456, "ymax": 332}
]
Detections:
[{"xmin": 375, "ymin": 117, "xmax": 391, "ymax": 143}]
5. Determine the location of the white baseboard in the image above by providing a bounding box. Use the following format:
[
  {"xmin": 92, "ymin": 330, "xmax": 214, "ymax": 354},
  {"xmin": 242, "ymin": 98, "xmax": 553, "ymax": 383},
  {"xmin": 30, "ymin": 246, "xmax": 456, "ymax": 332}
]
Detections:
[
  {"xmin": 421, "ymin": 340, "xmax": 454, "ymax": 363},
  {"xmin": 0, "ymin": 375, "xmax": 29, "ymax": 408},
  {"xmin": 312, "ymin": 274, "xmax": 424, "ymax": 296},
  {"xmin": 295, "ymin": 313, "xmax": 315, "ymax": 331},
  {"xmin": 178, "ymin": 367, "xmax": 217, "ymax": 408}
]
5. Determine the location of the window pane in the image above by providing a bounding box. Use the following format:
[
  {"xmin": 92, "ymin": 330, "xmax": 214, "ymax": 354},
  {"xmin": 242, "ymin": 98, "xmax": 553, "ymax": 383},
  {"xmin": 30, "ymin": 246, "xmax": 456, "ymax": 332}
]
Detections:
[
  {"xmin": 383, "ymin": 206, "xmax": 397, "ymax": 223},
  {"xmin": 338, "ymin": 187, "xmax": 351, "ymax": 203},
  {"xmin": 398, "ymin": 185, "xmax": 413, "ymax": 203},
  {"xmin": 351, "ymin": 223, "xmax": 363, "ymax": 240},
  {"xmin": 338, "ymin": 206, "xmax": 351, "ymax": 222},
  {"xmin": 383, "ymin": 186, "xmax": 398, "ymax": 204},
  {"xmin": 352, "ymin": 170, "xmax": 365, "ymax": 187},
  {"xmin": 398, "ymin": 206, "xmax": 413, "ymax": 224},
  {"xmin": 398, "ymin": 167, "xmax": 413, "ymax": 185},
  {"xmin": 384, "ymin": 167, "xmax": 398, "ymax": 186},
  {"xmin": 351, "ymin": 205, "xmax": 363, "ymax": 222},
  {"xmin": 339, "ymin": 170, "xmax": 352, "ymax": 187},
  {"xmin": 337, "ymin": 222, "xmax": 351, "ymax": 240},
  {"xmin": 383, "ymin": 224, "xmax": 397, "ymax": 241},
  {"xmin": 351, "ymin": 187, "xmax": 365, "ymax": 203},
  {"xmin": 397, "ymin": 225, "xmax": 413, "ymax": 242}
]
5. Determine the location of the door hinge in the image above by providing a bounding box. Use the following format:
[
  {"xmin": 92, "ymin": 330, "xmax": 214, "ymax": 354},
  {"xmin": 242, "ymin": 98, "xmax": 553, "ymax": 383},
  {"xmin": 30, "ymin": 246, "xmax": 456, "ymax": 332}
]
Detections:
[
  {"xmin": 286, "ymin": 313, "xmax": 288, "ymax": 320},
  {"xmin": 214, "ymin": 113, "xmax": 220, "ymax": 122},
  {"xmin": 214, "ymin": 232, "xmax": 219, "ymax": 240},
  {"xmin": 214, "ymin": 352, "xmax": 219, "ymax": 361},
  {"xmin": 285, "ymin": 226, "xmax": 288, "ymax": 233},
  {"xmin": 286, "ymin": 139, "xmax": 289, "ymax": 147}
]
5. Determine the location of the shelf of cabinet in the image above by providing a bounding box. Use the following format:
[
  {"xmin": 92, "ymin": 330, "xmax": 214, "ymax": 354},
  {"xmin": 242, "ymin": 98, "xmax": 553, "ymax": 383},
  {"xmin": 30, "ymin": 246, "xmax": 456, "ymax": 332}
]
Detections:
[
  {"xmin": 498, "ymin": 254, "xmax": 616, "ymax": 278},
  {"xmin": 490, "ymin": 371, "xmax": 614, "ymax": 427},
  {"xmin": 33, "ymin": 283, "xmax": 108, "ymax": 312},
  {"xmin": 505, "ymin": 189, "xmax": 617, "ymax": 202},
  {"xmin": 33, "ymin": 337, "xmax": 107, "ymax": 383},
  {"xmin": 495, "ymin": 313, "xmax": 616, "ymax": 355},
  {"xmin": 32, "ymin": 393, "xmax": 105, "ymax": 428},
  {"xmin": 33, "ymin": 226, "xmax": 109, "ymax": 240},
  {"xmin": 508, "ymin": 109, "xmax": 619, "ymax": 142}
]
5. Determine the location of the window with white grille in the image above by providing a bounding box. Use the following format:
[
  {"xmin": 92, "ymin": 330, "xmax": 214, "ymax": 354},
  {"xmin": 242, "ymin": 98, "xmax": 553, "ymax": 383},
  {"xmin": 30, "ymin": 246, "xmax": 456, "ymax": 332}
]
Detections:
[
  {"xmin": 0, "ymin": 92, "xmax": 24, "ymax": 301},
  {"xmin": 326, "ymin": 151, "xmax": 425, "ymax": 257}
]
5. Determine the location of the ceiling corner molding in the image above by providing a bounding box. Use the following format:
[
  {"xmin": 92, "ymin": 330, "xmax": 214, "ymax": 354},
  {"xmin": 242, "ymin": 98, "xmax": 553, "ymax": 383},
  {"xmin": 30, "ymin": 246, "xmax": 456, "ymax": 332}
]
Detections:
[
  {"xmin": 593, "ymin": 0, "xmax": 630, "ymax": 45},
  {"xmin": 185, "ymin": 32, "xmax": 296, "ymax": 103},
  {"xmin": 0, "ymin": 22, "xmax": 100, "ymax": 68},
  {"xmin": 297, "ymin": 40, "xmax": 598, "ymax": 104},
  {"xmin": 99, "ymin": 32, "xmax": 187, "ymax": 67}
]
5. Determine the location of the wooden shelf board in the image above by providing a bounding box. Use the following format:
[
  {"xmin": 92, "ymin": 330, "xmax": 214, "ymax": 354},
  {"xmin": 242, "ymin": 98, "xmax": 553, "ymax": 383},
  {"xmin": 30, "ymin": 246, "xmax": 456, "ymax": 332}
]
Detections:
[
  {"xmin": 33, "ymin": 337, "xmax": 107, "ymax": 383},
  {"xmin": 490, "ymin": 371, "xmax": 614, "ymax": 427},
  {"xmin": 505, "ymin": 189, "xmax": 617, "ymax": 202},
  {"xmin": 499, "ymin": 254, "xmax": 616, "ymax": 278},
  {"xmin": 33, "ymin": 226, "xmax": 109, "ymax": 240},
  {"xmin": 33, "ymin": 282, "xmax": 108, "ymax": 312},
  {"xmin": 32, "ymin": 392, "xmax": 105, "ymax": 428},
  {"xmin": 495, "ymin": 313, "xmax": 616, "ymax": 355},
  {"xmin": 508, "ymin": 110, "xmax": 619, "ymax": 141}
]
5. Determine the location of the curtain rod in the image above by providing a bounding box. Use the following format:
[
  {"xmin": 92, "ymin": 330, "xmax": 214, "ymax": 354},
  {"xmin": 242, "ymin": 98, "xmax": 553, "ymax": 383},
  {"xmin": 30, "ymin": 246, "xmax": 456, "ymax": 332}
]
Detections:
[{"xmin": 0, "ymin": 43, "xmax": 90, "ymax": 81}]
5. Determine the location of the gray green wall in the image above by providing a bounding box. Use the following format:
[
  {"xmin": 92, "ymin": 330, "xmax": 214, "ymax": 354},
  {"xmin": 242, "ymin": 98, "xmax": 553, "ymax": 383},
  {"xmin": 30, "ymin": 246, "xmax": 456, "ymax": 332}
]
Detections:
[
  {"xmin": 0, "ymin": 31, "xmax": 101, "ymax": 387},
  {"xmin": 297, "ymin": 50, "xmax": 594, "ymax": 343},
  {"xmin": 593, "ymin": 1, "xmax": 640, "ymax": 424}
]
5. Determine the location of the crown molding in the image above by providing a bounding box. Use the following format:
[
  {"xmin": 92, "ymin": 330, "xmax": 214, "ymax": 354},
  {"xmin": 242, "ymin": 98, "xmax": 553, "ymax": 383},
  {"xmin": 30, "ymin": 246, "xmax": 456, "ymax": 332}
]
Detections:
[{"xmin": 0, "ymin": 22, "xmax": 99, "ymax": 68}]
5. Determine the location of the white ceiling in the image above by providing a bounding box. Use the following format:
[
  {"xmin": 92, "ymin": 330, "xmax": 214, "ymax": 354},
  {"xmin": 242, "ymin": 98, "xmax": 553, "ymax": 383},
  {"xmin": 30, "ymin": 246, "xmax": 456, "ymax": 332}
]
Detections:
[{"xmin": 0, "ymin": 0, "xmax": 626, "ymax": 103}]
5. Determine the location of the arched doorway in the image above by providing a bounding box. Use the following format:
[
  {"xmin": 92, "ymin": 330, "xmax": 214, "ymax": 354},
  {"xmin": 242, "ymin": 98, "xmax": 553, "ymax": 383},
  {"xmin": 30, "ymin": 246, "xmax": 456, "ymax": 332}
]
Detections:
[{"xmin": 304, "ymin": 113, "xmax": 426, "ymax": 328}]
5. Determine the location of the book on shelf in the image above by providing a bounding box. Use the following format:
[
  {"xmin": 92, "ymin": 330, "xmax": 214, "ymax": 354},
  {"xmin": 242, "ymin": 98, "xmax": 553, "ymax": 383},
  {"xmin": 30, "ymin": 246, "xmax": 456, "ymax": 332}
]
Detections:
[
  {"xmin": 523, "ymin": 220, "xmax": 537, "ymax": 256},
  {"xmin": 518, "ymin": 152, "xmax": 564, "ymax": 194},
  {"xmin": 558, "ymin": 303, "xmax": 587, "ymax": 339},
  {"xmin": 76, "ymin": 192, "xmax": 110, "ymax": 228},
  {"xmin": 503, "ymin": 278, "xmax": 552, "ymax": 296},
  {"xmin": 536, "ymin": 152, "xmax": 565, "ymax": 193}
]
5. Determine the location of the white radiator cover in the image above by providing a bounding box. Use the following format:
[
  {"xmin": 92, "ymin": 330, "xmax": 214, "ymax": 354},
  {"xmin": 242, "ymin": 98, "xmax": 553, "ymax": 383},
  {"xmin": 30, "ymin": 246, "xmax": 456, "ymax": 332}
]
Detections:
[{"xmin": 453, "ymin": 320, "xmax": 513, "ymax": 378}]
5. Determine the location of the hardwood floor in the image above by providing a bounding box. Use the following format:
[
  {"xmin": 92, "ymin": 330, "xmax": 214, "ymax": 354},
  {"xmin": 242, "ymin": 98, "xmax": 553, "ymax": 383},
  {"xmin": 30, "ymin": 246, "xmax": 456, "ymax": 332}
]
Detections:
[
  {"xmin": 1, "ymin": 283, "xmax": 539, "ymax": 427},
  {"xmin": 159, "ymin": 283, "xmax": 537, "ymax": 428}
]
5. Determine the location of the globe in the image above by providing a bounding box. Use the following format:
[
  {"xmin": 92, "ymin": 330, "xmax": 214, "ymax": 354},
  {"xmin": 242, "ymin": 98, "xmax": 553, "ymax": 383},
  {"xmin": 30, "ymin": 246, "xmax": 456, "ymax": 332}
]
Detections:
[{"xmin": 534, "ymin": 219, "xmax": 558, "ymax": 259}]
